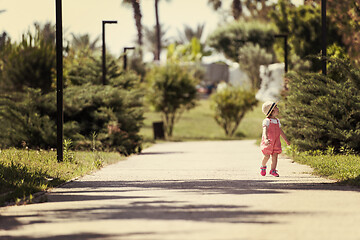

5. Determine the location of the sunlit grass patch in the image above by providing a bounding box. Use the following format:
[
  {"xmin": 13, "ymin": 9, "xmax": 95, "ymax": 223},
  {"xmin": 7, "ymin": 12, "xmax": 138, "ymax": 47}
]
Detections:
[
  {"xmin": 140, "ymin": 98, "xmax": 264, "ymax": 141},
  {"xmin": 0, "ymin": 148, "xmax": 123, "ymax": 206},
  {"xmin": 291, "ymin": 151, "xmax": 360, "ymax": 186}
]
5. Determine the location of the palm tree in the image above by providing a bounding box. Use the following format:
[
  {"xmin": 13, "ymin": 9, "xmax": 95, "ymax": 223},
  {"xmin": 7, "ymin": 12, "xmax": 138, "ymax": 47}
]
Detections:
[
  {"xmin": 244, "ymin": 0, "xmax": 272, "ymax": 19},
  {"xmin": 232, "ymin": 0, "xmax": 242, "ymax": 20},
  {"xmin": 208, "ymin": 0, "xmax": 242, "ymax": 20},
  {"xmin": 208, "ymin": 0, "xmax": 272, "ymax": 20},
  {"xmin": 154, "ymin": 0, "xmax": 161, "ymax": 60},
  {"xmin": 33, "ymin": 22, "xmax": 56, "ymax": 45},
  {"xmin": 144, "ymin": 24, "xmax": 169, "ymax": 60},
  {"xmin": 154, "ymin": 0, "xmax": 171, "ymax": 61},
  {"xmin": 176, "ymin": 23, "xmax": 206, "ymax": 44},
  {"xmin": 122, "ymin": 0, "xmax": 143, "ymax": 56},
  {"xmin": 70, "ymin": 33, "xmax": 100, "ymax": 53}
]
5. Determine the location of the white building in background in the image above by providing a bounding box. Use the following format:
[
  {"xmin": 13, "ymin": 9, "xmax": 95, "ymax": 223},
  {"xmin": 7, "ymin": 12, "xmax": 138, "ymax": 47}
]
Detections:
[
  {"xmin": 201, "ymin": 54, "xmax": 285, "ymax": 100},
  {"xmin": 228, "ymin": 62, "xmax": 251, "ymax": 88},
  {"xmin": 217, "ymin": 62, "xmax": 285, "ymax": 102},
  {"xmin": 203, "ymin": 63, "xmax": 229, "ymax": 84},
  {"xmin": 256, "ymin": 63, "xmax": 285, "ymax": 102}
]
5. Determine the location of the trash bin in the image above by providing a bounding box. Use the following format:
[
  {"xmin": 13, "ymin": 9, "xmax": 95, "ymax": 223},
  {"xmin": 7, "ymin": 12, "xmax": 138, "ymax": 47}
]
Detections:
[{"xmin": 153, "ymin": 121, "xmax": 165, "ymax": 140}]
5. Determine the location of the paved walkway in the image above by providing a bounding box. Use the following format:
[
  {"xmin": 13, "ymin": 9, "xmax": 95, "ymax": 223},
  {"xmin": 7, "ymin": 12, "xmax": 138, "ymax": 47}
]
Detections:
[{"xmin": 1, "ymin": 140, "xmax": 360, "ymax": 240}]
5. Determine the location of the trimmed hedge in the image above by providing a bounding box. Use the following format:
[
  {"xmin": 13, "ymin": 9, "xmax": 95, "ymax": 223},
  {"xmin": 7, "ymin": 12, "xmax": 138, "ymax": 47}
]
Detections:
[
  {"xmin": 0, "ymin": 75, "xmax": 144, "ymax": 155},
  {"xmin": 282, "ymin": 59, "xmax": 360, "ymax": 153}
]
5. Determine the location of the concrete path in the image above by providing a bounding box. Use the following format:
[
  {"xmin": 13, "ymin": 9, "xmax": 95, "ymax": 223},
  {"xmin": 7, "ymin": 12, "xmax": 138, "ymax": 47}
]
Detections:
[{"xmin": 1, "ymin": 140, "xmax": 360, "ymax": 240}]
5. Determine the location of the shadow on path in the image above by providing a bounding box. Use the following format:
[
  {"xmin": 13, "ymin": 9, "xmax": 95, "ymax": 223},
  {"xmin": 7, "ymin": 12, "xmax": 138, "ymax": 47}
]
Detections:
[
  {"xmin": 0, "ymin": 232, "xmax": 154, "ymax": 240},
  {"xmin": 52, "ymin": 178, "xmax": 360, "ymax": 197},
  {"xmin": 2, "ymin": 178, "xmax": 356, "ymax": 233}
]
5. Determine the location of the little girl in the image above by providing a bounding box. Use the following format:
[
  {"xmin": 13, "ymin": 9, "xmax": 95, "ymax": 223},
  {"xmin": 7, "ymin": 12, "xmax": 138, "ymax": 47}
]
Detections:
[{"xmin": 260, "ymin": 101, "xmax": 290, "ymax": 177}]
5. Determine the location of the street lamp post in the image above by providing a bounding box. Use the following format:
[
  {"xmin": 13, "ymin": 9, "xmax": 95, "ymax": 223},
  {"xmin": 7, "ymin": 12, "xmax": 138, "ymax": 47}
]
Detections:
[
  {"xmin": 123, "ymin": 47, "xmax": 135, "ymax": 71},
  {"xmin": 102, "ymin": 20, "xmax": 118, "ymax": 85},
  {"xmin": 56, "ymin": 0, "xmax": 63, "ymax": 162},
  {"xmin": 275, "ymin": 34, "xmax": 288, "ymax": 73}
]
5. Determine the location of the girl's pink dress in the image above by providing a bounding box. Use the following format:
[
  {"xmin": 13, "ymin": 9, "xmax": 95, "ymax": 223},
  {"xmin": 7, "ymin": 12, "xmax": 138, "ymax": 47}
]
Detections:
[{"xmin": 261, "ymin": 118, "xmax": 282, "ymax": 155}]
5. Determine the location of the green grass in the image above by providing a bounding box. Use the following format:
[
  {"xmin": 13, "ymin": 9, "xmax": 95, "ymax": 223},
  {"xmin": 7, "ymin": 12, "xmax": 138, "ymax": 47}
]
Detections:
[
  {"xmin": 286, "ymin": 147, "xmax": 360, "ymax": 186},
  {"xmin": 140, "ymin": 98, "xmax": 264, "ymax": 142},
  {"xmin": 0, "ymin": 149, "xmax": 123, "ymax": 206}
]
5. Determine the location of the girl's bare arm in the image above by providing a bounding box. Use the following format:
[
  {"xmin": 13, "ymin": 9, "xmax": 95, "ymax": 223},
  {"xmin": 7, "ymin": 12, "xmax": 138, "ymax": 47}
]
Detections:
[{"xmin": 280, "ymin": 128, "xmax": 290, "ymax": 145}]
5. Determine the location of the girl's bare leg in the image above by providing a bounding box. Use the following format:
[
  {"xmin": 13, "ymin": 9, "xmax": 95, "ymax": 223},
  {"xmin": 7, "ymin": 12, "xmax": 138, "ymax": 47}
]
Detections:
[
  {"xmin": 271, "ymin": 153, "xmax": 279, "ymax": 170},
  {"xmin": 262, "ymin": 155, "xmax": 270, "ymax": 166}
]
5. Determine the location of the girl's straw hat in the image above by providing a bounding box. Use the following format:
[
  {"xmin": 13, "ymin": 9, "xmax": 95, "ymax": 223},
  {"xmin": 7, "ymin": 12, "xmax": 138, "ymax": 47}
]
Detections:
[{"xmin": 262, "ymin": 101, "xmax": 278, "ymax": 117}]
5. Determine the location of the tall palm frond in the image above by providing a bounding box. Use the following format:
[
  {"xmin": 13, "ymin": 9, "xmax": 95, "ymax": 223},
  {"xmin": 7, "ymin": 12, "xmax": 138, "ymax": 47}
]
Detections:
[
  {"xmin": 208, "ymin": 0, "xmax": 242, "ymax": 20},
  {"xmin": 154, "ymin": 0, "xmax": 161, "ymax": 60},
  {"xmin": 154, "ymin": 0, "xmax": 171, "ymax": 61},
  {"xmin": 208, "ymin": 0, "xmax": 275, "ymax": 20},
  {"xmin": 70, "ymin": 33, "xmax": 100, "ymax": 52},
  {"xmin": 144, "ymin": 24, "xmax": 169, "ymax": 60},
  {"xmin": 177, "ymin": 23, "xmax": 205, "ymax": 44},
  {"xmin": 208, "ymin": 0, "xmax": 222, "ymax": 10},
  {"xmin": 122, "ymin": 0, "xmax": 143, "ymax": 56}
]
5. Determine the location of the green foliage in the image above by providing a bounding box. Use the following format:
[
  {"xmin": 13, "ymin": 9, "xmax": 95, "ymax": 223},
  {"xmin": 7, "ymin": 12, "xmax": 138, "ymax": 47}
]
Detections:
[
  {"xmin": 0, "ymin": 158, "xmax": 48, "ymax": 205},
  {"xmin": 287, "ymin": 54, "xmax": 311, "ymax": 72},
  {"xmin": 176, "ymin": 24, "xmax": 205, "ymax": 44},
  {"xmin": 1, "ymin": 23, "xmax": 56, "ymax": 93},
  {"xmin": 91, "ymin": 132, "xmax": 104, "ymax": 169},
  {"xmin": 0, "ymin": 88, "xmax": 56, "ymax": 149},
  {"xmin": 70, "ymin": 33, "xmax": 100, "ymax": 54},
  {"xmin": 0, "ymin": 148, "xmax": 122, "ymax": 206},
  {"xmin": 0, "ymin": 21, "xmax": 144, "ymax": 155},
  {"xmin": 0, "ymin": 79, "xmax": 144, "ymax": 155},
  {"xmin": 128, "ymin": 51, "xmax": 147, "ymax": 80},
  {"xmin": 238, "ymin": 42, "xmax": 273, "ymax": 89},
  {"xmin": 140, "ymin": 99, "xmax": 264, "ymax": 141},
  {"xmin": 64, "ymin": 32, "xmax": 123, "ymax": 87},
  {"xmin": 109, "ymin": 71, "xmax": 141, "ymax": 90},
  {"xmin": 65, "ymin": 55, "xmax": 100, "ymax": 86},
  {"xmin": 63, "ymin": 139, "xmax": 75, "ymax": 163},
  {"xmin": 270, "ymin": 1, "xmax": 344, "ymax": 71},
  {"xmin": 167, "ymin": 37, "xmax": 211, "ymax": 62},
  {"xmin": 143, "ymin": 24, "xmax": 170, "ymax": 60},
  {"xmin": 327, "ymin": 43, "xmax": 349, "ymax": 69},
  {"xmin": 42, "ymin": 84, "xmax": 144, "ymax": 155},
  {"xmin": 283, "ymin": 58, "xmax": 360, "ymax": 153},
  {"xmin": 289, "ymin": 150, "xmax": 360, "ymax": 186},
  {"xmin": 145, "ymin": 63, "xmax": 199, "ymax": 137},
  {"xmin": 207, "ymin": 20, "xmax": 276, "ymax": 62},
  {"xmin": 65, "ymin": 54, "xmax": 122, "ymax": 86},
  {"xmin": 211, "ymin": 87, "xmax": 258, "ymax": 136}
]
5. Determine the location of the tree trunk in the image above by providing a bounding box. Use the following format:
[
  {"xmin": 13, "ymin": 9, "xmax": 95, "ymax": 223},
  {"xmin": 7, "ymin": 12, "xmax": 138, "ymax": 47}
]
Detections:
[
  {"xmin": 131, "ymin": 0, "xmax": 143, "ymax": 57},
  {"xmin": 232, "ymin": 0, "xmax": 242, "ymax": 20},
  {"xmin": 155, "ymin": 0, "xmax": 161, "ymax": 61}
]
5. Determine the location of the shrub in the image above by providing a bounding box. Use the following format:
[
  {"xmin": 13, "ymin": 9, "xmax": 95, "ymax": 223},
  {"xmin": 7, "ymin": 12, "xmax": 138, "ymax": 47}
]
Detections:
[
  {"xmin": 0, "ymin": 88, "xmax": 56, "ymax": 149},
  {"xmin": 282, "ymin": 58, "xmax": 360, "ymax": 153},
  {"xmin": 45, "ymin": 84, "xmax": 144, "ymax": 155},
  {"xmin": 145, "ymin": 63, "xmax": 198, "ymax": 137},
  {"xmin": 65, "ymin": 55, "xmax": 122, "ymax": 86},
  {"xmin": 211, "ymin": 87, "xmax": 258, "ymax": 137},
  {"xmin": 1, "ymin": 23, "xmax": 56, "ymax": 94},
  {"xmin": 207, "ymin": 20, "xmax": 276, "ymax": 63},
  {"xmin": 0, "ymin": 82, "xmax": 144, "ymax": 155}
]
